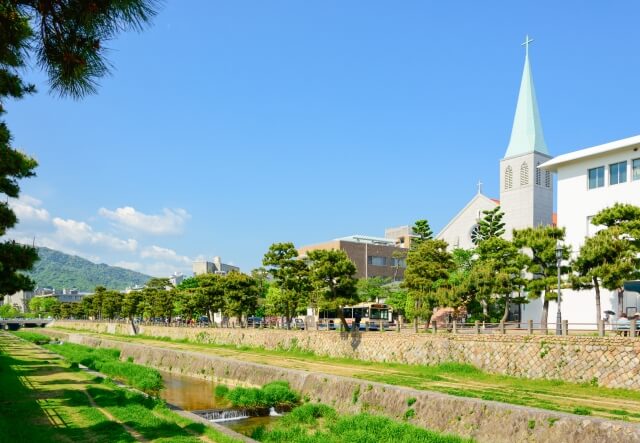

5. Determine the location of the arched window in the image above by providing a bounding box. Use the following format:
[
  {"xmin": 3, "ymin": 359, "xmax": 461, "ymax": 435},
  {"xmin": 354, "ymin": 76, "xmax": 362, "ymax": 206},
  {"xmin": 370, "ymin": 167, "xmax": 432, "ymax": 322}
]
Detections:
[
  {"xmin": 535, "ymin": 162, "xmax": 541, "ymax": 185},
  {"xmin": 545, "ymin": 170, "xmax": 551, "ymax": 188},
  {"xmin": 505, "ymin": 166, "xmax": 513, "ymax": 190},
  {"xmin": 520, "ymin": 162, "xmax": 529, "ymax": 186}
]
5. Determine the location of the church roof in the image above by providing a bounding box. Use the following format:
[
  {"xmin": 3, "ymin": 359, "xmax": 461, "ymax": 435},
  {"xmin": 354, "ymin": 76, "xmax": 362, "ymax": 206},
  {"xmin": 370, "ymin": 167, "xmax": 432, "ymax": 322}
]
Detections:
[
  {"xmin": 504, "ymin": 37, "xmax": 549, "ymax": 159},
  {"xmin": 540, "ymin": 134, "xmax": 640, "ymax": 172}
]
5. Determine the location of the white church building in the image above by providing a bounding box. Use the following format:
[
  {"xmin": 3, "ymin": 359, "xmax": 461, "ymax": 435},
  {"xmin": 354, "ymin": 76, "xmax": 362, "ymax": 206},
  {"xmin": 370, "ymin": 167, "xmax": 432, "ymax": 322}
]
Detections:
[{"xmin": 436, "ymin": 37, "xmax": 640, "ymax": 327}]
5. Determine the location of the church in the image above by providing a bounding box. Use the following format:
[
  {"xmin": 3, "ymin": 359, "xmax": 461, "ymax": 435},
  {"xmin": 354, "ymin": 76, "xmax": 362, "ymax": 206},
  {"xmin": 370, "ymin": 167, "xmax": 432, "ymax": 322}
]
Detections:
[
  {"xmin": 437, "ymin": 37, "xmax": 553, "ymax": 251},
  {"xmin": 435, "ymin": 37, "xmax": 640, "ymax": 327}
]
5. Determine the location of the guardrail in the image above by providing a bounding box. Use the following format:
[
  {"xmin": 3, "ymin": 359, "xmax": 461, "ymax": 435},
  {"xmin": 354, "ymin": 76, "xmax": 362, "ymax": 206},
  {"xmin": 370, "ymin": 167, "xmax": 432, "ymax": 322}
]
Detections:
[{"xmin": 53, "ymin": 318, "xmax": 640, "ymax": 337}]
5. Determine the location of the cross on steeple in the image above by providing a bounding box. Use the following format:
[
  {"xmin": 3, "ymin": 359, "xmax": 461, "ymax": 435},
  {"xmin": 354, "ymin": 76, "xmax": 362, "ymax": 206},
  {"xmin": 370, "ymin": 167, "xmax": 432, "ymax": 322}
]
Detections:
[
  {"xmin": 477, "ymin": 180, "xmax": 483, "ymax": 195},
  {"xmin": 522, "ymin": 35, "xmax": 534, "ymax": 57}
]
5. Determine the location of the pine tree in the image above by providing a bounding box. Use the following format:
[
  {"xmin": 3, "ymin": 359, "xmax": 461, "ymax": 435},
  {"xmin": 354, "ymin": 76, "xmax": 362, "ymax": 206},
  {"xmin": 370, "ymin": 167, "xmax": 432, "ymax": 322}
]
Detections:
[
  {"xmin": 402, "ymin": 239, "xmax": 454, "ymax": 331},
  {"xmin": 473, "ymin": 206, "xmax": 506, "ymax": 245},
  {"xmin": 513, "ymin": 226, "xmax": 569, "ymax": 329},
  {"xmin": 573, "ymin": 203, "xmax": 640, "ymax": 319},
  {"xmin": 0, "ymin": 1, "xmax": 158, "ymax": 295},
  {"xmin": 411, "ymin": 219, "xmax": 434, "ymax": 248}
]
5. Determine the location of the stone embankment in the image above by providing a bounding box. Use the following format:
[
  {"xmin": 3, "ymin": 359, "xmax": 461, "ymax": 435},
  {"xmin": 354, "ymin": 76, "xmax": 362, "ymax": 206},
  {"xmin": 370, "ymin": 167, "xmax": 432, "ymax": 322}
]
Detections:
[
  {"xmin": 53, "ymin": 320, "xmax": 640, "ymax": 390},
  {"xmin": 43, "ymin": 328, "xmax": 640, "ymax": 443}
]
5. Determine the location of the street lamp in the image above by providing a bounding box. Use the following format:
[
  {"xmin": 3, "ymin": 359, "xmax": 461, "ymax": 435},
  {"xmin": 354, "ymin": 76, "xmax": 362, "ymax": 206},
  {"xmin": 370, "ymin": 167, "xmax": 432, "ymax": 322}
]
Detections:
[{"xmin": 555, "ymin": 241, "xmax": 563, "ymax": 336}]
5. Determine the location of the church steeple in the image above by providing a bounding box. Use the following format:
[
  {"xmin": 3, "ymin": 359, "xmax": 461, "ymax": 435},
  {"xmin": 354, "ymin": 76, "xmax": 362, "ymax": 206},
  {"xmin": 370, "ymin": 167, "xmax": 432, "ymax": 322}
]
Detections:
[{"xmin": 504, "ymin": 35, "xmax": 548, "ymax": 158}]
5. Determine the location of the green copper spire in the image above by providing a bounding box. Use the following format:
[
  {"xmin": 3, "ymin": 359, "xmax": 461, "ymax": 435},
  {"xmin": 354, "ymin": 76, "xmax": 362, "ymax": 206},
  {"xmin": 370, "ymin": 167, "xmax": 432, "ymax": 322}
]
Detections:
[{"xmin": 504, "ymin": 35, "xmax": 549, "ymax": 158}]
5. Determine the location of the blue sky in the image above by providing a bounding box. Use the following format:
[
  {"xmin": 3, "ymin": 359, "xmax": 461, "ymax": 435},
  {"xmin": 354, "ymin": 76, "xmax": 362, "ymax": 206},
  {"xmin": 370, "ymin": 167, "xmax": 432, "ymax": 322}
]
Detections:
[{"xmin": 6, "ymin": 1, "xmax": 640, "ymax": 278}]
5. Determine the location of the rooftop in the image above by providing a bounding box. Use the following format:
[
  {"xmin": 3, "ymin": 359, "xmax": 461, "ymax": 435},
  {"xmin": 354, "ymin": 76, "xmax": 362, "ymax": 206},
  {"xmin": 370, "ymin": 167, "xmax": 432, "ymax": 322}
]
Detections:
[
  {"xmin": 336, "ymin": 235, "xmax": 398, "ymax": 246},
  {"xmin": 540, "ymin": 134, "xmax": 640, "ymax": 172}
]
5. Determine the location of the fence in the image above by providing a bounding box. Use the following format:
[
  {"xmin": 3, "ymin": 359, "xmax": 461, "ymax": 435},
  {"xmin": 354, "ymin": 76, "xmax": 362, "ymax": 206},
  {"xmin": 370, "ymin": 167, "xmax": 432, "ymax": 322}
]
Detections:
[{"xmin": 57, "ymin": 317, "xmax": 639, "ymax": 337}]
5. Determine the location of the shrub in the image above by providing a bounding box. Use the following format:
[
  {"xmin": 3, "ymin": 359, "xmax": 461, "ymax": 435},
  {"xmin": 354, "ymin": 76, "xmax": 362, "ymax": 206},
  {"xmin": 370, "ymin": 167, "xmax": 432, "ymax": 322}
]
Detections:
[
  {"xmin": 225, "ymin": 381, "xmax": 300, "ymax": 408},
  {"xmin": 214, "ymin": 384, "xmax": 229, "ymax": 398}
]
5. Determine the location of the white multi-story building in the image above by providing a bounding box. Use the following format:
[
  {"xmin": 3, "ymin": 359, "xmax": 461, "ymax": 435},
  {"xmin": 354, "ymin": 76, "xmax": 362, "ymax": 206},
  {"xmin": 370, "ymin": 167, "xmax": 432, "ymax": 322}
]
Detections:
[
  {"xmin": 192, "ymin": 256, "xmax": 239, "ymax": 276},
  {"xmin": 521, "ymin": 135, "xmax": 640, "ymax": 325}
]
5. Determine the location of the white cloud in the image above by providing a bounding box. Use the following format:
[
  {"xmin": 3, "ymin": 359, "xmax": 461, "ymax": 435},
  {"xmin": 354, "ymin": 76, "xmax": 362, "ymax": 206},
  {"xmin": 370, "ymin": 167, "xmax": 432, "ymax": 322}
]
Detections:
[
  {"xmin": 98, "ymin": 206, "xmax": 190, "ymax": 235},
  {"xmin": 141, "ymin": 245, "xmax": 191, "ymax": 264},
  {"xmin": 52, "ymin": 217, "xmax": 138, "ymax": 252},
  {"xmin": 9, "ymin": 195, "xmax": 50, "ymax": 222}
]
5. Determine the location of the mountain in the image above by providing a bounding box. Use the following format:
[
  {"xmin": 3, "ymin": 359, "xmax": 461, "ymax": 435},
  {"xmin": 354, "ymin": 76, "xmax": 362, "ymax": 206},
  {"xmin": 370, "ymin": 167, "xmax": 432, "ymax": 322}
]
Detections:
[{"xmin": 28, "ymin": 247, "xmax": 152, "ymax": 292}]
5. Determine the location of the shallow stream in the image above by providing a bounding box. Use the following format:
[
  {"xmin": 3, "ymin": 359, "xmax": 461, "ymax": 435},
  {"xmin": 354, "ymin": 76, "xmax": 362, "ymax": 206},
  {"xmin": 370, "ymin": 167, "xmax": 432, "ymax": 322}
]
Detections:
[{"xmin": 157, "ymin": 370, "xmax": 282, "ymax": 437}]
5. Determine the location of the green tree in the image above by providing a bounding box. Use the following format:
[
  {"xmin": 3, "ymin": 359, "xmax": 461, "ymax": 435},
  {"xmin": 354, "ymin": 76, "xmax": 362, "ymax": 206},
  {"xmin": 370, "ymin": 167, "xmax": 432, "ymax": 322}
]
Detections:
[
  {"xmin": 121, "ymin": 290, "xmax": 143, "ymax": 332},
  {"xmin": 142, "ymin": 278, "xmax": 174, "ymax": 322},
  {"xmin": 29, "ymin": 296, "xmax": 60, "ymax": 317},
  {"xmin": 473, "ymin": 206, "xmax": 506, "ymax": 246},
  {"xmin": 262, "ymin": 243, "xmax": 310, "ymax": 326},
  {"xmin": 101, "ymin": 290, "xmax": 123, "ymax": 320},
  {"xmin": 356, "ymin": 277, "xmax": 391, "ymax": 302},
  {"xmin": 192, "ymin": 273, "xmax": 225, "ymax": 323},
  {"xmin": 402, "ymin": 239, "xmax": 454, "ymax": 331},
  {"xmin": 513, "ymin": 226, "xmax": 569, "ymax": 329},
  {"xmin": 307, "ymin": 249, "xmax": 358, "ymax": 330},
  {"xmin": 0, "ymin": 304, "xmax": 20, "ymax": 318},
  {"xmin": 411, "ymin": 220, "xmax": 433, "ymax": 249},
  {"xmin": 591, "ymin": 203, "xmax": 640, "ymax": 315},
  {"xmin": 441, "ymin": 248, "xmax": 476, "ymax": 322},
  {"xmin": 573, "ymin": 203, "xmax": 640, "ymax": 320},
  {"xmin": 222, "ymin": 272, "xmax": 259, "ymax": 325},
  {"xmin": 0, "ymin": 1, "xmax": 158, "ymax": 295},
  {"xmin": 385, "ymin": 286, "xmax": 408, "ymax": 318},
  {"xmin": 472, "ymin": 237, "xmax": 527, "ymax": 323}
]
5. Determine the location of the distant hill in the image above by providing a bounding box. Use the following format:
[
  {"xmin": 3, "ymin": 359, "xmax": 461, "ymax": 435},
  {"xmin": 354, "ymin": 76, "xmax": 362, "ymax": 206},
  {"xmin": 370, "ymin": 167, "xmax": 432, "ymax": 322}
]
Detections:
[{"xmin": 28, "ymin": 247, "xmax": 152, "ymax": 292}]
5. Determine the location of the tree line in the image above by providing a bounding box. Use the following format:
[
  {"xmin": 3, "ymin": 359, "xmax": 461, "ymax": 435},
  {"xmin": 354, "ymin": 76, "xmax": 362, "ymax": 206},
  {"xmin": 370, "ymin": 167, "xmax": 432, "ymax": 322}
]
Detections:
[
  {"xmin": 400, "ymin": 203, "xmax": 640, "ymax": 329},
  {"xmin": 20, "ymin": 203, "xmax": 640, "ymax": 330}
]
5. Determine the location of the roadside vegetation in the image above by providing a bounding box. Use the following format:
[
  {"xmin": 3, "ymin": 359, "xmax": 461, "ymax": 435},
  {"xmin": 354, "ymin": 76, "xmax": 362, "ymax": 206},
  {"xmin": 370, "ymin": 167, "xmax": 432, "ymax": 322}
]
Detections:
[
  {"xmin": 218, "ymin": 381, "xmax": 300, "ymax": 408},
  {"xmin": 59, "ymin": 328, "xmax": 640, "ymax": 422},
  {"xmin": 42, "ymin": 341, "xmax": 163, "ymax": 394},
  {"xmin": 252, "ymin": 403, "xmax": 473, "ymax": 443}
]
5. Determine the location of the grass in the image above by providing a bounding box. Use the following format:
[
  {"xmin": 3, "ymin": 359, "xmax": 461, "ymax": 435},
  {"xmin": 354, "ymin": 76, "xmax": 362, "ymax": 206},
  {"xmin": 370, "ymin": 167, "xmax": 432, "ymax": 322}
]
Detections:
[
  {"xmin": 251, "ymin": 403, "xmax": 474, "ymax": 443},
  {"xmin": 12, "ymin": 330, "xmax": 53, "ymax": 344},
  {"xmin": 42, "ymin": 342, "xmax": 164, "ymax": 394},
  {"xmin": 0, "ymin": 331, "xmax": 244, "ymax": 443},
  {"xmin": 222, "ymin": 380, "xmax": 301, "ymax": 408},
  {"xmin": 51, "ymin": 326, "xmax": 640, "ymax": 422}
]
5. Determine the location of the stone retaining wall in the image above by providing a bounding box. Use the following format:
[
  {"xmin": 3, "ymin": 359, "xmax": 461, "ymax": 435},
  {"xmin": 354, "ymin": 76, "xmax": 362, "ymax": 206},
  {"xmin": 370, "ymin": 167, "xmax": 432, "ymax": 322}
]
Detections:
[
  {"xmin": 43, "ymin": 329, "xmax": 640, "ymax": 443},
  {"xmin": 52, "ymin": 320, "xmax": 640, "ymax": 390}
]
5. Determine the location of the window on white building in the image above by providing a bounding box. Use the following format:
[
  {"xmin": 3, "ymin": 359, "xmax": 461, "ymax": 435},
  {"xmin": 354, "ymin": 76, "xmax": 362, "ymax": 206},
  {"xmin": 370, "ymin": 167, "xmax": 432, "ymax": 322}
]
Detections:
[
  {"xmin": 588, "ymin": 166, "xmax": 604, "ymax": 189},
  {"xmin": 633, "ymin": 158, "xmax": 640, "ymax": 181},
  {"xmin": 535, "ymin": 162, "xmax": 541, "ymax": 185},
  {"xmin": 609, "ymin": 161, "xmax": 627, "ymax": 185},
  {"xmin": 545, "ymin": 170, "xmax": 551, "ymax": 188}
]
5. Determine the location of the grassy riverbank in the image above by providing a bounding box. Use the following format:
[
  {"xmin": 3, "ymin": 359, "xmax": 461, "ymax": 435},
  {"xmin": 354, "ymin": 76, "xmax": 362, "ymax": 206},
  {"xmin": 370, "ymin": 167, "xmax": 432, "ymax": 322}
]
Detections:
[
  {"xmin": 1, "ymin": 331, "xmax": 243, "ymax": 443},
  {"xmin": 49, "ymin": 327, "xmax": 640, "ymax": 422},
  {"xmin": 252, "ymin": 403, "xmax": 473, "ymax": 443}
]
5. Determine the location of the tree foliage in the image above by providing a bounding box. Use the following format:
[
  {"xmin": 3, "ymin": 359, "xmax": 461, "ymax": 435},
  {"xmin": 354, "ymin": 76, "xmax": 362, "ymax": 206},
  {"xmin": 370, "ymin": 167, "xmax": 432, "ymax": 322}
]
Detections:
[
  {"xmin": 513, "ymin": 226, "xmax": 569, "ymax": 327},
  {"xmin": 0, "ymin": 1, "xmax": 158, "ymax": 295},
  {"xmin": 262, "ymin": 242, "xmax": 310, "ymax": 323},
  {"xmin": 402, "ymin": 239, "xmax": 454, "ymax": 328},
  {"xmin": 411, "ymin": 219, "xmax": 433, "ymax": 249},
  {"xmin": 307, "ymin": 249, "xmax": 358, "ymax": 330},
  {"xmin": 473, "ymin": 206, "xmax": 506, "ymax": 246},
  {"xmin": 573, "ymin": 203, "xmax": 640, "ymax": 318}
]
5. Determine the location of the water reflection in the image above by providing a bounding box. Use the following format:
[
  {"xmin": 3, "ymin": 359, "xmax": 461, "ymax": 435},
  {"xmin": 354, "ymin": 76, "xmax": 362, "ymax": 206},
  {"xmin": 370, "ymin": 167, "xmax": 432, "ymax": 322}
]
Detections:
[
  {"xmin": 158, "ymin": 371, "xmax": 229, "ymax": 411},
  {"xmin": 157, "ymin": 370, "xmax": 283, "ymax": 436}
]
